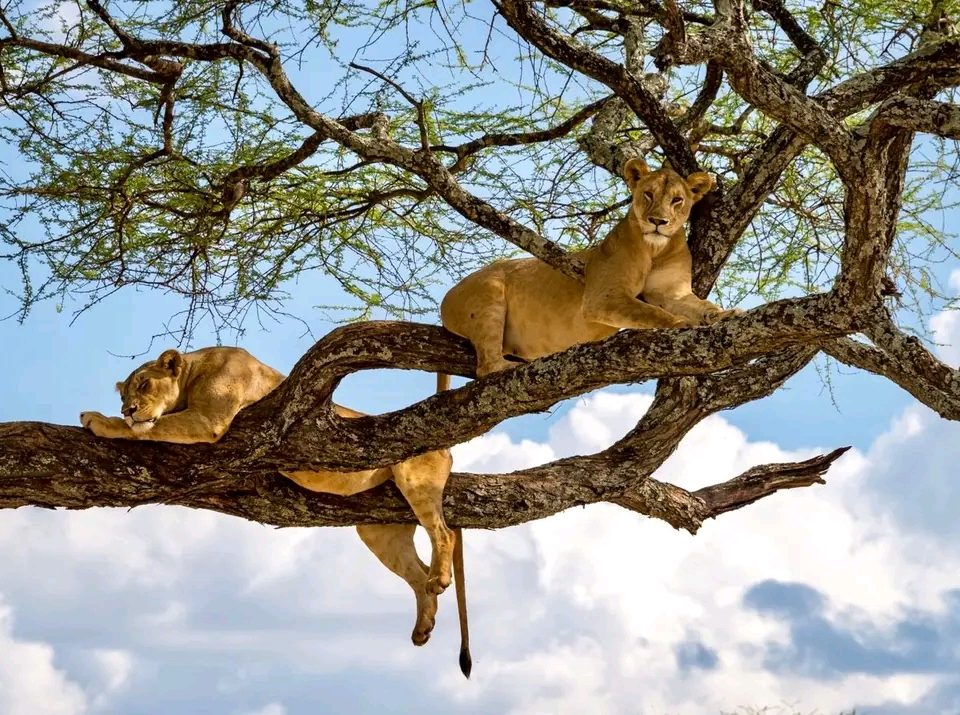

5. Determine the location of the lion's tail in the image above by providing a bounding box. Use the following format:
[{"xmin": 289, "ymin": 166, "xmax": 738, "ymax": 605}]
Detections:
[
  {"xmin": 436, "ymin": 372, "xmax": 451, "ymax": 393},
  {"xmin": 454, "ymin": 527, "xmax": 471, "ymax": 678},
  {"xmin": 437, "ymin": 371, "xmax": 471, "ymax": 678}
]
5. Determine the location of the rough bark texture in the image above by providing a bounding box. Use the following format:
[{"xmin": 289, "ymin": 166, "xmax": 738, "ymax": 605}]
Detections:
[{"xmin": 1, "ymin": 0, "xmax": 960, "ymax": 535}]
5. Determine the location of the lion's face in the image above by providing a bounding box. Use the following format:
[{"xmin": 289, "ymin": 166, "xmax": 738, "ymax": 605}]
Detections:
[
  {"xmin": 115, "ymin": 349, "xmax": 184, "ymax": 425},
  {"xmin": 623, "ymin": 158, "xmax": 714, "ymax": 246}
]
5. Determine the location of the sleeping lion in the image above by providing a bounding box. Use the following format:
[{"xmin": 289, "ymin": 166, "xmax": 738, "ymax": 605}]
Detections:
[{"xmin": 80, "ymin": 346, "xmax": 471, "ymax": 676}]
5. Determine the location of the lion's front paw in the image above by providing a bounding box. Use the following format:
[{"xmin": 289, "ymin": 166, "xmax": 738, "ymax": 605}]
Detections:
[
  {"xmin": 80, "ymin": 411, "xmax": 129, "ymax": 439},
  {"xmin": 80, "ymin": 411, "xmax": 106, "ymax": 430},
  {"xmin": 668, "ymin": 315, "xmax": 694, "ymax": 328}
]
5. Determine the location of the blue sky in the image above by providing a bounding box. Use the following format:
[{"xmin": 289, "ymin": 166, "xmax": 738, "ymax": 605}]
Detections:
[
  {"xmin": 3, "ymin": 3, "xmax": 960, "ymax": 714},
  {"xmin": 2, "ymin": 260, "xmax": 960, "ymax": 715}
]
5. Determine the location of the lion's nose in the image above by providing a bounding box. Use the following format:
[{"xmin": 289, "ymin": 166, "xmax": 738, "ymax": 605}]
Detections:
[
  {"xmin": 649, "ymin": 217, "xmax": 668, "ymax": 227},
  {"xmin": 122, "ymin": 405, "xmax": 137, "ymax": 417}
]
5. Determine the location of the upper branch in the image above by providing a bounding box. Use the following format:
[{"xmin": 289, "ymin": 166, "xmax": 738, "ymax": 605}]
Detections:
[
  {"xmin": 819, "ymin": 38, "xmax": 960, "ymax": 117},
  {"xmin": 690, "ymin": 19, "xmax": 958, "ymax": 294},
  {"xmin": 655, "ymin": 2, "xmax": 860, "ymax": 183},
  {"xmin": 493, "ymin": 0, "xmax": 701, "ymax": 175},
  {"xmin": 436, "ymin": 95, "xmax": 612, "ymax": 173},
  {"xmin": 252, "ymin": 293, "xmax": 850, "ymax": 470},
  {"xmin": 873, "ymin": 96, "xmax": 960, "ymax": 140},
  {"xmin": 2, "ymin": 5, "xmax": 588, "ymax": 281},
  {"xmin": 751, "ymin": 0, "xmax": 826, "ymax": 87}
]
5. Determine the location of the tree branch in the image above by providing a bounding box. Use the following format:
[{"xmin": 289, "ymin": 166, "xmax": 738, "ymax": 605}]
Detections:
[
  {"xmin": 260, "ymin": 295, "xmax": 850, "ymax": 469},
  {"xmin": 751, "ymin": 0, "xmax": 826, "ymax": 87},
  {"xmin": 818, "ymin": 38, "xmax": 960, "ymax": 117},
  {"xmin": 0, "ymin": 412, "xmax": 845, "ymax": 534},
  {"xmin": 438, "ymin": 95, "xmax": 612, "ymax": 172},
  {"xmin": 655, "ymin": 1, "xmax": 859, "ymax": 183},
  {"xmin": 694, "ymin": 447, "xmax": 848, "ymax": 518},
  {"xmin": 824, "ymin": 320, "xmax": 960, "ymax": 422},
  {"xmin": 874, "ymin": 96, "xmax": 960, "ymax": 140},
  {"xmin": 493, "ymin": 0, "xmax": 701, "ymax": 175}
]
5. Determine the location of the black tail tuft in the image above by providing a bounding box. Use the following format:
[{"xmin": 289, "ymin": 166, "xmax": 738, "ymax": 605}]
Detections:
[{"xmin": 459, "ymin": 647, "xmax": 472, "ymax": 679}]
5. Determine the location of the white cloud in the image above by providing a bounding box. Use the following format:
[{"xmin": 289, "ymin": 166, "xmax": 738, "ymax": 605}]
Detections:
[
  {"xmin": 87, "ymin": 650, "xmax": 134, "ymax": 710},
  {"xmin": 445, "ymin": 391, "xmax": 960, "ymax": 714},
  {"xmin": 930, "ymin": 268, "xmax": 960, "ymax": 367},
  {"xmin": 0, "ymin": 598, "xmax": 87, "ymax": 715}
]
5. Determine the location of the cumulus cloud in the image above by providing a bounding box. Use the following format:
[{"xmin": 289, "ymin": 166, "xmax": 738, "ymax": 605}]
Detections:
[
  {"xmin": 0, "ymin": 501, "xmax": 440, "ymax": 713},
  {"xmin": 0, "ymin": 598, "xmax": 87, "ymax": 715},
  {"xmin": 444, "ymin": 392, "xmax": 960, "ymax": 715}
]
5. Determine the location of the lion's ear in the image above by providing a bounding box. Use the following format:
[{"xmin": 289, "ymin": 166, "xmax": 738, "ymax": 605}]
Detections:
[
  {"xmin": 156, "ymin": 349, "xmax": 184, "ymax": 376},
  {"xmin": 115, "ymin": 381, "xmax": 124, "ymax": 393},
  {"xmin": 623, "ymin": 158, "xmax": 651, "ymax": 190},
  {"xmin": 686, "ymin": 172, "xmax": 714, "ymax": 202}
]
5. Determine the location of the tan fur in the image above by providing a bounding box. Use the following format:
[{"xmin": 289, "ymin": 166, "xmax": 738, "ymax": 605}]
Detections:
[
  {"xmin": 80, "ymin": 347, "xmax": 458, "ymax": 651},
  {"xmin": 441, "ymin": 158, "xmax": 738, "ymax": 376}
]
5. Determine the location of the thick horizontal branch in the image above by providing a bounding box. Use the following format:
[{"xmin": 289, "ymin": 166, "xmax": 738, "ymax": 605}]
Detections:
[
  {"xmin": 261, "ymin": 294, "xmax": 851, "ymax": 469},
  {"xmin": 819, "ymin": 38, "xmax": 960, "ymax": 117},
  {"xmin": 0, "ymin": 296, "xmax": 850, "ymax": 519},
  {"xmin": 0, "ymin": 421, "xmax": 847, "ymax": 534},
  {"xmin": 875, "ymin": 96, "xmax": 960, "ymax": 140}
]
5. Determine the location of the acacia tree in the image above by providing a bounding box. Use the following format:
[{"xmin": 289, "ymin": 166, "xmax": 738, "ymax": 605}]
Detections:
[{"xmin": 0, "ymin": 0, "xmax": 958, "ymax": 532}]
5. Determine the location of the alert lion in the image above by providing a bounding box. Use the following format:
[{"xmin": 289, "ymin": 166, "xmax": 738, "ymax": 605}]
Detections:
[
  {"xmin": 441, "ymin": 158, "xmax": 737, "ymax": 376},
  {"xmin": 80, "ymin": 347, "xmax": 471, "ymax": 675}
]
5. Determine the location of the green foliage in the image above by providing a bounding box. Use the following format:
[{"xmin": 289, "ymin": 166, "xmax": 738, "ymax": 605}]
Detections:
[{"xmin": 0, "ymin": 0, "xmax": 956, "ymax": 335}]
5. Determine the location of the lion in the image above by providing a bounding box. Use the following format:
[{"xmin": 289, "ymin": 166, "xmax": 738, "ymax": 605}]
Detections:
[
  {"xmin": 80, "ymin": 346, "xmax": 471, "ymax": 677},
  {"xmin": 440, "ymin": 158, "xmax": 737, "ymax": 376}
]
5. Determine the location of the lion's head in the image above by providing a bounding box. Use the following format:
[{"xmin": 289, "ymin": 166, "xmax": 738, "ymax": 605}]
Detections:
[
  {"xmin": 623, "ymin": 158, "xmax": 714, "ymax": 246},
  {"xmin": 115, "ymin": 349, "xmax": 185, "ymax": 425}
]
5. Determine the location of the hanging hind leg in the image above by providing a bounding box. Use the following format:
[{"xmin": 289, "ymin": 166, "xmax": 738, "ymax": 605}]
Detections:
[
  {"xmin": 441, "ymin": 273, "xmax": 515, "ymax": 377},
  {"xmin": 391, "ymin": 448, "xmax": 456, "ymax": 595},
  {"xmin": 356, "ymin": 523, "xmax": 438, "ymax": 646}
]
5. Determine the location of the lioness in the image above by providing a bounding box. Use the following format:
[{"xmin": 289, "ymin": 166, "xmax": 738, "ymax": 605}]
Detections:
[
  {"xmin": 441, "ymin": 158, "xmax": 736, "ymax": 376},
  {"xmin": 80, "ymin": 347, "xmax": 471, "ymax": 676}
]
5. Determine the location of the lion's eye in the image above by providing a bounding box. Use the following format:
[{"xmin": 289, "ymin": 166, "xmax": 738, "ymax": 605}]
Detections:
[
  {"xmin": 138, "ymin": 381, "xmax": 149, "ymax": 393},
  {"xmin": 643, "ymin": 191, "xmax": 654, "ymax": 202},
  {"xmin": 672, "ymin": 196, "xmax": 683, "ymax": 205}
]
